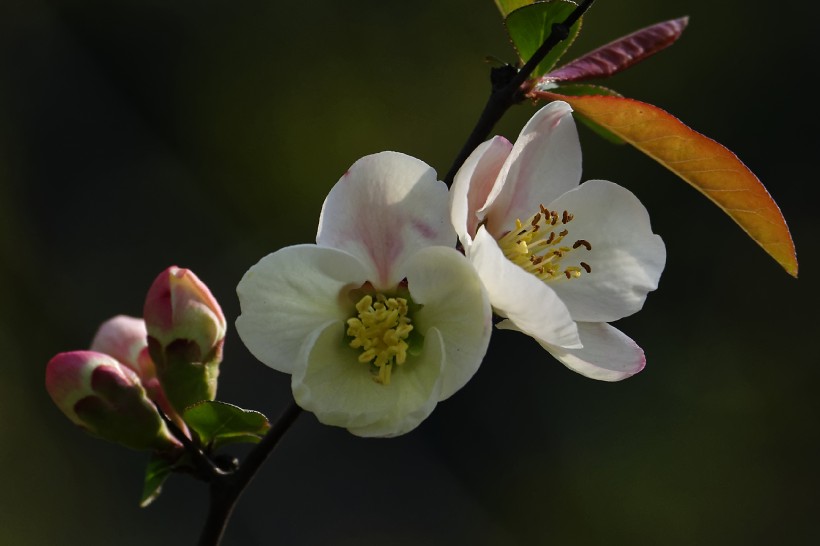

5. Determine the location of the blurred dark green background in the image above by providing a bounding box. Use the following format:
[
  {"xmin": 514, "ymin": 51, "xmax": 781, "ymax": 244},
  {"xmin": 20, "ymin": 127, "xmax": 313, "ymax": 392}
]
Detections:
[{"xmin": 1, "ymin": 0, "xmax": 817, "ymax": 544}]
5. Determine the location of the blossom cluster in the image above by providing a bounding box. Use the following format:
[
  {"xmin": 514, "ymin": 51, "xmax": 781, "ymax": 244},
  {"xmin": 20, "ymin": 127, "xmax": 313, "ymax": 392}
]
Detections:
[
  {"xmin": 45, "ymin": 102, "xmax": 665, "ymax": 442},
  {"xmin": 237, "ymin": 101, "xmax": 666, "ymax": 437}
]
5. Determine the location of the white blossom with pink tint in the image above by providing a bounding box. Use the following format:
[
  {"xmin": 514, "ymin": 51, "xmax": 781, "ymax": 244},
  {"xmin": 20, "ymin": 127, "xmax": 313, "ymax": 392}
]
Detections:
[
  {"xmin": 237, "ymin": 152, "xmax": 491, "ymax": 437},
  {"xmin": 451, "ymin": 101, "xmax": 666, "ymax": 381}
]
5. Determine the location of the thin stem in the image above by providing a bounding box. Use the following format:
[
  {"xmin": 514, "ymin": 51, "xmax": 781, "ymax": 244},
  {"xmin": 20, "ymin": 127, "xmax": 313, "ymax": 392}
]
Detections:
[
  {"xmin": 157, "ymin": 403, "xmax": 221, "ymax": 481},
  {"xmin": 443, "ymin": 0, "xmax": 596, "ymax": 187},
  {"xmin": 197, "ymin": 399, "xmax": 302, "ymax": 546}
]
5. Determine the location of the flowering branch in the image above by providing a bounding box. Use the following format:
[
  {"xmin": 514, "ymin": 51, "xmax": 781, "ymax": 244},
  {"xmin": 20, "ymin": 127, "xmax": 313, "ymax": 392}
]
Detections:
[
  {"xmin": 443, "ymin": 0, "xmax": 597, "ymax": 187},
  {"xmin": 198, "ymin": 400, "xmax": 302, "ymax": 546}
]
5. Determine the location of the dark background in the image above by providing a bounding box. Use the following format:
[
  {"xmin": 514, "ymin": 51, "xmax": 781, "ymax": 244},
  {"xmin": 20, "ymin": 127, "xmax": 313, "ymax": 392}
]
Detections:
[{"xmin": 1, "ymin": 1, "xmax": 817, "ymax": 544}]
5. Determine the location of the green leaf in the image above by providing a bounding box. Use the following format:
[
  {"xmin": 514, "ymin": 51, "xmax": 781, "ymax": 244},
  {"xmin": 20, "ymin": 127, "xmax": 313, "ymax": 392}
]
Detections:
[
  {"xmin": 495, "ymin": 0, "xmax": 536, "ymax": 18},
  {"xmin": 140, "ymin": 455, "xmax": 174, "ymax": 508},
  {"xmin": 549, "ymin": 84, "xmax": 626, "ymax": 143},
  {"xmin": 183, "ymin": 400, "xmax": 270, "ymax": 449},
  {"xmin": 505, "ymin": 1, "xmax": 582, "ymax": 78}
]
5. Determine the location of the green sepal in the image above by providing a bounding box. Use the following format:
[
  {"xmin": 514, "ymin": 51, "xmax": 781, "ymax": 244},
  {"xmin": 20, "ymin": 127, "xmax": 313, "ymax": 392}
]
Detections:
[
  {"xmin": 183, "ymin": 401, "xmax": 270, "ymax": 450},
  {"xmin": 505, "ymin": 1, "xmax": 582, "ymax": 78},
  {"xmin": 140, "ymin": 454, "xmax": 176, "ymax": 508}
]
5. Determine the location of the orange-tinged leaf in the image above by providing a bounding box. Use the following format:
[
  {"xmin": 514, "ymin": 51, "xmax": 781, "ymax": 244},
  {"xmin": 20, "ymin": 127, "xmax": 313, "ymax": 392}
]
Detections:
[{"xmin": 533, "ymin": 92, "xmax": 798, "ymax": 276}]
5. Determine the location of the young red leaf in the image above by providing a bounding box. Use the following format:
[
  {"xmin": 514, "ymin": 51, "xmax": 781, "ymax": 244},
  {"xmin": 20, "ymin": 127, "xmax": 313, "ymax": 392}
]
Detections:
[
  {"xmin": 543, "ymin": 17, "xmax": 689, "ymax": 83},
  {"xmin": 533, "ymin": 92, "xmax": 798, "ymax": 277}
]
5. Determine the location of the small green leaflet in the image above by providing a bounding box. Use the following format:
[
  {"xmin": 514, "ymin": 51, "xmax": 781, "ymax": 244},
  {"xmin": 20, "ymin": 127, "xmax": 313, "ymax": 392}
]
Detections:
[
  {"xmin": 183, "ymin": 400, "xmax": 270, "ymax": 450},
  {"xmin": 141, "ymin": 455, "xmax": 175, "ymax": 508},
  {"xmin": 505, "ymin": 1, "xmax": 582, "ymax": 78}
]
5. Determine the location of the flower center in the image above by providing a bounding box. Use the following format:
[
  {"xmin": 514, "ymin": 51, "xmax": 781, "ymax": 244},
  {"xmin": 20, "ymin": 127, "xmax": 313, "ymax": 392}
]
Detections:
[
  {"xmin": 346, "ymin": 293, "xmax": 414, "ymax": 385},
  {"xmin": 497, "ymin": 205, "xmax": 592, "ymax": 282}
]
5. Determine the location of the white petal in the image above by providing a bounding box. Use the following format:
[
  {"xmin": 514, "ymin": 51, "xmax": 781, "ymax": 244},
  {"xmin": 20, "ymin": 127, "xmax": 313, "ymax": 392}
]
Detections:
[
  {"xmin": 470, "ymin": 227, "xmax": 580, "ymax": 349},
  {"xmin": 317, "ymin": 151, "xmax": 455, "ymax": 289},
  {"xmin": 482, "ymin": 102, "xmax": 582, "ymax": 238},
  {"xmin": 401, "ymin": 246, "xmax": 492, "ymax": 400},
  {"xmin": 546, "ymin": 180, "xmax": 666, "ymax": 322},
  {"xmin": 236, "ymin": 245, "xmax": 369, "ymax": 374},
  {"xmin": 540, "ymin": 322, "xmax": 646, "ymax": 381},
  {"xmin": 292, "ymin": 321, "xmax": 445, "ymax": 437},
  {"xmin": 450, "ymin": 136, "xmax": 512, "ymax": 245}
]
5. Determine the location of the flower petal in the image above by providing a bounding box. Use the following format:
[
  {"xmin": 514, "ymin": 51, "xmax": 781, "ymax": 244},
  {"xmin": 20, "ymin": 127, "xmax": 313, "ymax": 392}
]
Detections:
[
  {"xmin": 482, "ymin": 102, "xmax": 582, "ymax": 238},
  {"xmin": 471, "ymin": 227, "xmax": 580, "ymax": 349},
  {"xmin": 292, "ymin": 320, "xmax": 445, "ymax": 438},
  {"xmin": 90, "ymin": 315, "xmax": 147, "ymax": 374},
  {"xmin": 236, "ymin": 245, "xmax": 369, "ymax": 374},
  {"xmin": 539, "ymin": 322, "xmax": 646, "ymax": 381},
  {"xmin": 401, "ymin": 246, "xmax": 492, "ymax": 400},
  {"xmin": 450, "ymin": 136, "xmax": 513, "ymax": 244},
  {"xmin": 546, "ymin": 180, "xmax": 666, "ymax": 322},
  {"xmin": 317, "ymin": 151, "xmax": 455, "ymax": 289}
]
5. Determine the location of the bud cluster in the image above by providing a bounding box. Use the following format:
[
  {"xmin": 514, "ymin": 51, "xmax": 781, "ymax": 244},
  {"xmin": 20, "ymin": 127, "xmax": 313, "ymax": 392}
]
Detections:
[{"xmin": 45, "ymin": 267, "xmax": 226, "ymax": 453}]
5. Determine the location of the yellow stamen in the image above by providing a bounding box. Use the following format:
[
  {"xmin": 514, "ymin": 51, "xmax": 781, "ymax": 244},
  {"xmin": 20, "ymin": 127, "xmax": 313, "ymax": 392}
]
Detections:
[
  {"xmin": 496, "ymin": 206, "xmax": 593, "ymax": 282},
  {"xmin": 346, "ymin": 294, "xmax": 413, "ymax": 385}
]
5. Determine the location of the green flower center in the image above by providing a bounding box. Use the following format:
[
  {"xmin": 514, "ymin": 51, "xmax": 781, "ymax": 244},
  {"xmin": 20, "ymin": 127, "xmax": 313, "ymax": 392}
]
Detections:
[
  {"xmin": 346, "ymin": 293, "xmax": 414, "ymax": 385},
  {"xmin": 497, "ymin": 205, "xmax": 592, "ymax": 282}
]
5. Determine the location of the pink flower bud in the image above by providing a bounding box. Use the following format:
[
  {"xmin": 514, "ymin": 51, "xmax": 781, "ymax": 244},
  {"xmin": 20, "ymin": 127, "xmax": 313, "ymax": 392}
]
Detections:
[
  {"xmin": 45, "ymin": 351, "xmax": 181, "ymax": 452},
  {"xmin": 90, "ymin": 315, "xmax": 183, "ymax": 429},
  {"xmin": 144, "ymin": 267, "xmax": 226, "ymax": 413},
  {"xmin": 90, "ymin": 315, "xmax": 152, "ymax": 378}
]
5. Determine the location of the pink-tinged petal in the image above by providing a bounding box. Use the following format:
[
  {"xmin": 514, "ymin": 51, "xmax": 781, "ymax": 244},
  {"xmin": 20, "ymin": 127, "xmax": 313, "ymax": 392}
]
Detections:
[
  {"xmin": 450, "ymin": 136, "xmax": 513, "ymax": 244},
  {"xmin": 90, "ymin": 315, "xmax": 148, "ymax": 376},
  {"xmin": 401, "ymin": 246, "xmax": 492, "ymax": 400},
  {"xmin": 546, "ymin": 180, "xmax": 666, "ymax": 322},
  {"xmin": 46, "ymin": 351, "xmax": 110, "ymax": 424},
  {"xmin": 471, "ymin": 227, "xmax": 580, "ymax": 349},
  {"xmin": 292, "ymin": 320, "xmax": 444, "ymax": 437},
  {"xmin": 543, "ymin": 17, "xmax": 689, "ymax": 84},
  {"xmin": 236, "ymin": 245, "xmax": 370, "ymax": 374},
  {"xmin": 482, "ymin": 102, "xmax": 582, "ymax": 238},
  {"xmin": 540, "ymin": 322, "xmax": 646, "ymax": 381},
  {"xmin": 144, "ymin": 266, "xmax": 227, "ymax": 357},
  {"xmin": 317, "ymin": 152, "xmax": 455, "ymax": 289}
]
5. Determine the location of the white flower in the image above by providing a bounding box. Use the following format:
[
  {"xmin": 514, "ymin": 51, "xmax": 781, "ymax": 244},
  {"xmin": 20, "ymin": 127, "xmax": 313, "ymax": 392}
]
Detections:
[
  {"xmin": 451, "ymin": 102, "xmax": 666, "ymax": 381},
  {"xmin": 237, "ymin": 152, "xmax": 492, "ymax": 437}
]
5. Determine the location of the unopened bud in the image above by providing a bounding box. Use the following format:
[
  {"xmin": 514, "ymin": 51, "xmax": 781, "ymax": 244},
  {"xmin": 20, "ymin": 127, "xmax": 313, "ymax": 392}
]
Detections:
[
  {"xmin": 90, "ymin": 315, "xmax": 182, "ymax": 427},
  {"xmin": 144, "ymin": 266, "xmax": 226, "ymax": 413},
  {"xmin": 90, "ymin": 315, "xmax": 153, "ymax": 378},
  {"xmin": 46, "ymin": 351, "xmax": 181, "ymax": 452}
]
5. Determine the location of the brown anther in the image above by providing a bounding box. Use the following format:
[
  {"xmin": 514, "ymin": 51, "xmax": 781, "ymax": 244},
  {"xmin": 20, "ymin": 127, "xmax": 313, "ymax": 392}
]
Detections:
[
  {"xmin": 580, "ymin": 262, "xmax": 591, "ymax": 273},
  {"xmin": 550, "ymin": 211, "xmax": 559, "ymax": 225},
  {"xmin": 573, "ymin": 239, "xmax": 592, "ymax": 251},
  {"xmin": 531, "ymin": 213, "xmax": 541, "ymax": 226},
  {"xmin": 553, "ymin": 250, "xmax": 563, "ymax": 258},
  {"xmin": 558, "ymin": 229, "xmax": 569, "ymax": 237},
  {"xmin": 565, "ymin": 270, "xmax": 572, "ymax": 279},
  {"xmin": 562, "ymin": 210, "xmax": 573, "ymax": 224},
  {"xmin": 546, "ymin": 232, "xmax": 555, "ymax": 244}
]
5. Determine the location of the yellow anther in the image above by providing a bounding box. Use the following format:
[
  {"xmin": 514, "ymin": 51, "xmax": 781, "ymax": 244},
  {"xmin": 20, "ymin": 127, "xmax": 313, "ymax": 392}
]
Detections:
[{"xmin": 346, "ymin": 293, "xmax": 413, "ymax": 385}]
